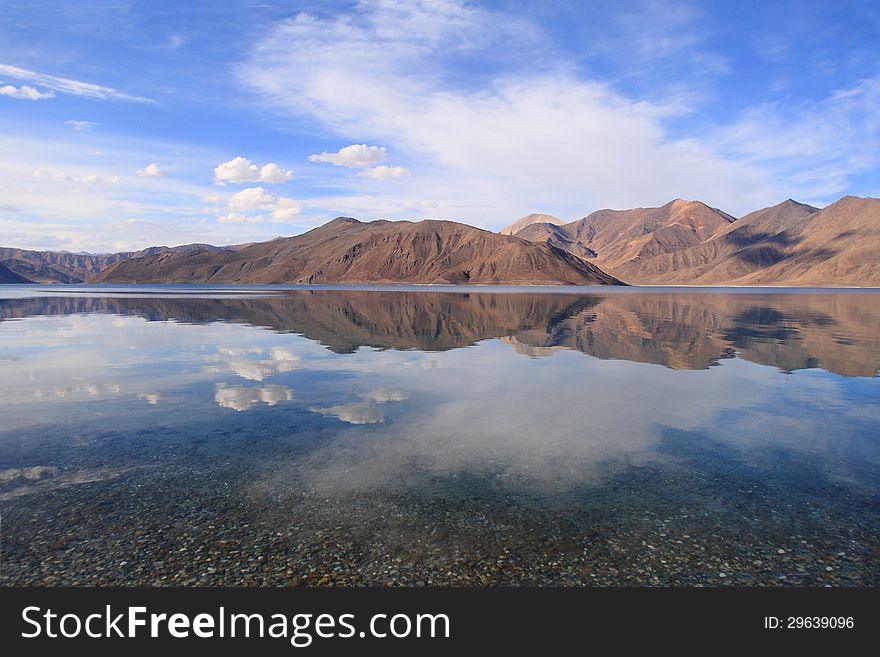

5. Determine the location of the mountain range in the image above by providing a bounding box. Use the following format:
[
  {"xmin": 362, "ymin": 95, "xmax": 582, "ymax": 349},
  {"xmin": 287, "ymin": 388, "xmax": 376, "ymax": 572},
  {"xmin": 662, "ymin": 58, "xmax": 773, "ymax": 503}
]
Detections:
[
  {"xmin": 502, "ymin": 195, "xmax": 880, "ymax": 286},
  {"xmin": 0, "ymin": 244, "xmax": 235, "ymax": 284},
  {"xmin": 1, "ymin": 194, "xmax": 878, "ymax": 286},
  {"xmin": 90, "ymin": 217, "xmax": 620, "ymax": 285}
]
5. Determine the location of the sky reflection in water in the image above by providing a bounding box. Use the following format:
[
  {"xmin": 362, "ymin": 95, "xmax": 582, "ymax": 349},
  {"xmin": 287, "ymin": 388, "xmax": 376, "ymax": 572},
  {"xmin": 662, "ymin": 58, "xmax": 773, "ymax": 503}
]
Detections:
[{"xmin": 1, "ymin": 286, "xmax": 878, "ymax": 501}]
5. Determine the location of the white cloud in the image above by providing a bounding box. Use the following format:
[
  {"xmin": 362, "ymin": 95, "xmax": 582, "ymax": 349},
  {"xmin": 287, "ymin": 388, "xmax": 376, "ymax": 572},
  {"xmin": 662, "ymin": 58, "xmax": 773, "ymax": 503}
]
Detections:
[
  {"xmin": 257, "ymin": 162, "xmax": 293, "ymax": 183},
  {"xmin": 309, "ymin": 402, "xmax": 385, "ymax": 425},
  {"xmin": 215, "ymin": 384, "xmax": 293, "ymax": 411},
  {"xmin": 358, "ymin": 165, "xmax": 409, "ymax": 180},
  {"xmin": 234, "ymin": 1, "xmax": 805, "ymax": 220},
  {"xmin": 270, "ymin": 198, "xmax": 301, "ymax": 221},
  {"xmin": 213, "ymin": 156, "xmax": 293, "ymax": 184},
  {"xmin": 136, "ymin": 162, "xmax": 164, "ymax": 177},
  {"xmin": 228, "ymin": 186, "xmax": 278, "ymax": 210},
  {"xmin": 713, "ymin": 77, "xmax": 880, "ymax": 200},
  {"xmin": 308, "ymin": 144, "xmax": 386, "ymax": 168},
  {"xmin": 65, "ymin": 120, "xmax": 98, "ymax": 131},
  {"xmin": 0, "ymin": 132, "xmax": 305, "ymax": 252},
  {"xmin": 362, "ymin": 388, "xmax": 409, "ymax": 403},
  {"xmin": 0, "ymin": 63, "xmax": 153, "ymax": 103},
  {"xmin": 219, "ymin": 186, "xmax": 301, "ymax": 223},
  {"xmin": 0, "ymin": 84, "xmax": 54, "ymax": 100}
]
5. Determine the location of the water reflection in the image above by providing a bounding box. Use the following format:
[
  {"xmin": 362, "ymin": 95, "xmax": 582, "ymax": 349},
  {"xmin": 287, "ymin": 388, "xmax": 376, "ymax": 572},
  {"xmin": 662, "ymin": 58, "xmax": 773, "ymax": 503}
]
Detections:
[
  {"xmin": 0, "ymin": 286, "xmax": 878, "ymax": 586},
  {"xmin": 1, "ymin": 289, "xmax": 877, "ymax": 376},
  {"xmin": 214, "ymin": 384, "xmax": 294, "ymax": 411}
]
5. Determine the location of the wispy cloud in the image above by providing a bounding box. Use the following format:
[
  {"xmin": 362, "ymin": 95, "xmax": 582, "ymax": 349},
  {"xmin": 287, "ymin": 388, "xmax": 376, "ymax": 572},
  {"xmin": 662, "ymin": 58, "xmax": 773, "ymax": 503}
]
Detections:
[
  {"xmin": 714, "ymin": 76, "xmax": 880, "ymax": 199},
  {"xmin": 236, "ymin": 1, "xmax": 776, "ymax": 220},
  {"xmin": 0, "ymin": 64, "xmax": 154, "ymax": 103},
  {"xmin": 33, "ymin": 169, "xmax": 118, "ymax": 184},
  {"xmin": 65, "ymin": 120, "xmax": 99, "ymax": 131}
]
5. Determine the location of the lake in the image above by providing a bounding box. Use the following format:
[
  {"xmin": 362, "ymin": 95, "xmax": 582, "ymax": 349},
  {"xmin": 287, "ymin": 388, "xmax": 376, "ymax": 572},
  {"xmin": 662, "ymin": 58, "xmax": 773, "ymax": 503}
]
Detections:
[{"xmin": 1, "ymin": 285, "xmax": 878, "ymax": 586}]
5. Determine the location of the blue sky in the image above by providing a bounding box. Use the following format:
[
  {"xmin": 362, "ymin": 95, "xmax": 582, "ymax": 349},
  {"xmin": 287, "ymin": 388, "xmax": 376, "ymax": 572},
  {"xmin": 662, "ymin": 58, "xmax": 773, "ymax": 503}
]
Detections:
[{"xmin": 0, "ymin": 0, "xmax": 878, "ymax": 252}]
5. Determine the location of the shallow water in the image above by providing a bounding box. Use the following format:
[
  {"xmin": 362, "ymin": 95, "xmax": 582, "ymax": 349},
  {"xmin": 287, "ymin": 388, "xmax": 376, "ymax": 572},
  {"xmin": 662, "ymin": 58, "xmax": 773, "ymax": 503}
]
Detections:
[{"xmin": 1, "ymin": 285, "xmax": 878, "ymax": 586}]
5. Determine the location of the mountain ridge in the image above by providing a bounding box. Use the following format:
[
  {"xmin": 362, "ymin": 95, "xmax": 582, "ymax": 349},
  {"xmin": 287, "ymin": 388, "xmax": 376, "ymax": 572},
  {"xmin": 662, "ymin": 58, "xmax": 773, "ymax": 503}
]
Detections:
[
  {"xmin": 92, "ymin": 217, "xmax": 622, "ymax": 286},
  {"xmin": 0, "ymin": 243, "xmax": 236, "ymax": 283},
  {"xmin": 500, "ymin": 213, "xmax": 564, "ymax": 236},
  {"xmin": 505, "ymin": 196, "xmax": 880, "ymax": 286},
  {"xmin": 0, "ymin": 262, "xmax": 32, "ymax": 283},
  {"xmin": 3, "ymin": 195, "xmax": 879, "ymax": 286}
]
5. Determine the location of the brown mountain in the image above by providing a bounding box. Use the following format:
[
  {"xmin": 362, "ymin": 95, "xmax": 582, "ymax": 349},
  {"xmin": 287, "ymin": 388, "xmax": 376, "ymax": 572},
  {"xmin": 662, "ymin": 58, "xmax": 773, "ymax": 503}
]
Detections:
[
  {"xmin": 515, "ymin": 222, "xmax": 598, "ymax": 259},
  {"xmin": 0, "ymin": 263, "xmax": 32, "ymax": 284},
  {"xmin": 732, "ymin": 196, "xmax": 880, "ymax": 286},
  {"xmin": 544, "ymin": 199, "xmax": 735, "ymax": 282},
  {"xmin": 500, "ymin": 213, "xmax": 564, "ymax": 236},
  {"xmin": 611, "ymin": 199, "xmax": 821, "ymax": 284},
  {"xmin": 0, "ymin": 244, "xmax": 234, "ymax": 283},
  {"xmin": 508, "ymin": 196, "xmax": 880, "ymax": 286},
  {"xmin": 92, "ymin": 217, "xmax": 622, "ymax": 286}
]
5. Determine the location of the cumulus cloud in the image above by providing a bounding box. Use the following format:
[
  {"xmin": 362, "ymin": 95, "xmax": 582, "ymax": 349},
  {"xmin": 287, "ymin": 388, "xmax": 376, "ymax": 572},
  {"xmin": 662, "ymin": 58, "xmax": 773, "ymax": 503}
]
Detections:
[
  {"xmin": 309, "ymin": 144, "xmax": 409, "ymax": 181},
  {"xmin": 65, "ymin": 120, "xmax": 98, "ymax": 131},
  {"xmin": 136, "ymin": 162, "xmax": 164, "ymax": 177},
  {"xmin": 0, "ymin": 63, "xmax": 153, "ymax": 102},
  {"xmin": 358, "ymin": 165, "xmax": 409, "ymax": 180},
  {"xmin": 216, "ymin": 186, "xmax": 300, "ymax": 224},
  {"xmin": 228, "ymin": 186, "xmax": 277, "ymax": 210},
  {"xmin": 269, "ymin": 199, "xmax": 301, "ymax": 221},
  {"xmin": 0, "ymin": 84, "xmax": 54, "ymax": 100},
  {"xmin": 308, "ymin": 144, "xmax": 386, "ymax": 168},
  {"xmin": 214, "ymin": 156, "xmax": 293, "ymax": 184}
]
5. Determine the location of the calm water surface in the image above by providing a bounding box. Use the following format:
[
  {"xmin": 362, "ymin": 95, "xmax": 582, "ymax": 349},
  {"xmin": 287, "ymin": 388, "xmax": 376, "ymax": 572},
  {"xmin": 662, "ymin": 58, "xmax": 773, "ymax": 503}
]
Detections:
[{"xmin": 1, "ymin": 285, "xmax": 878, "ymax": 585}]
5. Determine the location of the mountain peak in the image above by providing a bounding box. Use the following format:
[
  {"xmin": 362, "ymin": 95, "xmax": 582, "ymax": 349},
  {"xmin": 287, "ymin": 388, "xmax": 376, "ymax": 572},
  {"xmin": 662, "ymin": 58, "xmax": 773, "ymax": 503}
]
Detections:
[{"xmin": 500, "ymin": 213, "xmax": 563, "ymax": 236}]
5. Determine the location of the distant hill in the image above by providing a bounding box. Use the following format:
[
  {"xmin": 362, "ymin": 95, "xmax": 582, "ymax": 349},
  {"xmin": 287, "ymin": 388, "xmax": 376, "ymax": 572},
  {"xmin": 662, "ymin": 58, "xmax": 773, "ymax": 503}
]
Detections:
[
  {"xmin": 92, "ymin": 217, "xmax": 622, "ymax": 285},
  {"xmin": 0, "ymin": 244, "xmax": 234, "ymax": 283},
  {"xmin": 507, "ymin": 196, "xmax": 880, "ymax": 286},
  {"xmin": 0, "ymin": 262, "xmax": 31, "ymax": 284},
  {"xmin": 514, "ymin": 222, "xmax": 598, "ymax": 259},
  {"xmin": 500, "ymin": 213, "xmax": 564, "ymax": 236}
]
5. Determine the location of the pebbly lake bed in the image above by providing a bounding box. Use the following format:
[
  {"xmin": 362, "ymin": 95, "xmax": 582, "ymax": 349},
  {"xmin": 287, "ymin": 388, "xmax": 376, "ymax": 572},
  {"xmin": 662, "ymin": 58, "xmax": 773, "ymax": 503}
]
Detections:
[{"xmin": 0, "ymin": 284, "xmax": 878, "ymax": 586}]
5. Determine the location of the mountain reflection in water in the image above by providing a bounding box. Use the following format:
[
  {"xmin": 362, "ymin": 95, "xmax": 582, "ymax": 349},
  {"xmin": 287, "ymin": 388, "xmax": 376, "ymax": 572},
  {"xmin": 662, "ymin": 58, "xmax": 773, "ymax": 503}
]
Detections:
[
  {"xmin": 1, "ymin": 286, "xmax": 878, "ymax": 586},
  {"xmin": 2, "ymin": 288, "xmax": 878, "ymax": 376}
]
